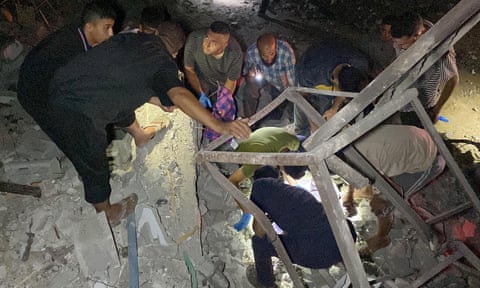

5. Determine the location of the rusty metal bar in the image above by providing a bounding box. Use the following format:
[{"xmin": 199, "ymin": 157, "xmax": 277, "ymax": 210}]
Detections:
[
  {"xmin": 310, "ymin": 161, "xmax": 370, "ymax": 288},
  {"xmin": 307, "ymin": 0, "xmax": 480, "ymax": 146},
  {"xmin": 202, "ymin": 162, "xmax": 304, "ymax": 288}
]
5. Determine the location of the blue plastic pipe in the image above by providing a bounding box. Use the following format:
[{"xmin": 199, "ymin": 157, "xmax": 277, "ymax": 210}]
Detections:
[{"xmin": 127, "ymin": 212, "xmax": 139, "ymax": 288}]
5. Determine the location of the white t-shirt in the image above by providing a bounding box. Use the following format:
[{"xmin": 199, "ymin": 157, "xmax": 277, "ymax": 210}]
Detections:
[{"xmin": 354, "ymin": 125, "xmax": 437, "ymax": 177}]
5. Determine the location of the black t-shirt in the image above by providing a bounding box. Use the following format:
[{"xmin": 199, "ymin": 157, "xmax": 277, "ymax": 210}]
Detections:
[
  {"xmin": 18, "ymin": 23, "xmax": 85, "ymax": 100},
  {"xmin": 50, "ymin": 33, "xmax": 182, "ymax": 127}
]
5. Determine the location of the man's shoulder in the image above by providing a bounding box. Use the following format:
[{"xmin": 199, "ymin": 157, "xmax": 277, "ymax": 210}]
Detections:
[
  {"xmin": 226, "ymin": 36, "xmax": 242, "ymax": 54},
  {"xmin": 277, "ymin": 39, "xmax": 294, "ymax": 52}
]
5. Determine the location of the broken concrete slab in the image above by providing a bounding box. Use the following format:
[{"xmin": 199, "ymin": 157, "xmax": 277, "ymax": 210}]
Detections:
[{"xmin": 73, "ymin": 212, "xmax": 120, "ymax": 279}]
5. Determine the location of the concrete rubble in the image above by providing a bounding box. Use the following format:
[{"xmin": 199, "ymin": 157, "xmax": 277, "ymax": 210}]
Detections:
[{"xmin": 1, "ymin": 0, "xmax": 480, "ymax": 287}]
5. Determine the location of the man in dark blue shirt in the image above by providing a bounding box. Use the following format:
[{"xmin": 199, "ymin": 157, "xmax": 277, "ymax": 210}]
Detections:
[{"xmin": 248, "ymin": 166, "xmax": 357, "ymax": 287}]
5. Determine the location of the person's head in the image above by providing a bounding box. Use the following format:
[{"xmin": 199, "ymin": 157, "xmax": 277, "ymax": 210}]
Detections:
[
  {"xmin": 253, "ymin": 166, "xmax": 280, "ymax": 181},
  {"xmin": 139, "ymin": 5, "xmax": 169, "ymax": 34},
  {"xmin": 283, "ymin": 165, "xmax": 308, "ymax": 180},
  {"xmin": 203, "ymin": 21, "xmax": 230, "ymax": 57},
  {"xmin": 333, "ymin": 65, "xmax": 369, "ymax": 92},
  {"xmin": 81, "ymin": 0, "xmax": 117, "ymax": 47},
  {"xmin": 156, "ymin": 22, "xmax": 186, "ymax": 58},
  {"xmin": 380, "ymin": 15, "xmax": 396, "ymax": 43},
  {"xmin": 391, "ymin": 12, "xmax": 425, "ymax": 52},
  {"xmin": 257, "ymin": 33, "xmax": 277, "ymax": 66}
]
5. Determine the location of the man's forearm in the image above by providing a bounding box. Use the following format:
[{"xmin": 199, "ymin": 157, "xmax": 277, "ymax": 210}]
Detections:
[
  {"xmin": 168, "ymin": 87, "xmax": 222, "ymax": 132},
  {"xmin": 184, "ymin": 67, "xmax": 203, "ymax": 95},
  {"xmin": 224, "ymin": 78, "xmax": 237, "ymax": 95},
  {"xmin": 433, "ymin": 75, "xmax": 459, "ymax": 114}
]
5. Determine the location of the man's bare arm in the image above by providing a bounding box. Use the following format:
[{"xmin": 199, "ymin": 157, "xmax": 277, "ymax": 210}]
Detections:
[
  {"xmin": 184, "ymin": 66, "xmax": 204, "ymax": 95},
  {"xmin": 224, "ymin": 78, "xmax": 237, "ymax": 95}
]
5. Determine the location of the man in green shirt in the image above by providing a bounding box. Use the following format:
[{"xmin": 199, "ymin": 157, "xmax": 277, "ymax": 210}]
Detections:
[{"xmin": 228, "ymin": 127, "xmax": 300, "ymax": 188}]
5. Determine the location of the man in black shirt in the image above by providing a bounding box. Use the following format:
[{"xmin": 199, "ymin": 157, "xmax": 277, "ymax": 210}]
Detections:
[
  {"xmin": 48, "ymin": 32, "xmax": 250, "ymax": 226},
  {"xmin": 247, "ymin": 166, "xmax": 357, "ymax": 287}
]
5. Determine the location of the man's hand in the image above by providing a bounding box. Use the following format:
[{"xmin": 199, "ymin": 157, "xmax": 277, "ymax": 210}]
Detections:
[
  {"xmin": 159, "ymin": 104, "xmax": 177, "ymax": 113},
  {"xmin": 199, "ymin": 92, "xmax": 212, "ymax": 108},
  {"xmin": 323, "ymin": 107, "xmax": 338, "ymax": 120},
  {"xmin": 428, "ymin": 108, "xmax": 440, "ymax": 124},
  {"xmin": 218, "ymin": 118, "xmax": 250, "ymax": 140}
]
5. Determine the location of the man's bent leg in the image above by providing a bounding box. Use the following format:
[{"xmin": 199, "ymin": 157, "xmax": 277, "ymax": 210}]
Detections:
[
  {"xmin": 252, "ymin": 235, "xmax": 276, "ymax": 286},
  {"xmin": 393, "ymin": 154, "xmax": 446, "ymax": 199}
]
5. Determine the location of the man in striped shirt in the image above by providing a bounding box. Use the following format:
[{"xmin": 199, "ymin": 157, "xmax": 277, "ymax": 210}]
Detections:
[
  {"xmin": 237, "ymin": 33, "xmax": 296, "ymax": 121},
  {"xmin": 391, "ymin": 12, "xmax": 459, "ymax": 127}
]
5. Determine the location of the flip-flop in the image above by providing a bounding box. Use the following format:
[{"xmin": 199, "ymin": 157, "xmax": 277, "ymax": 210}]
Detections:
[{"xmin": 108, "ymin": 193, "xmax": 138, "ymax": 227}]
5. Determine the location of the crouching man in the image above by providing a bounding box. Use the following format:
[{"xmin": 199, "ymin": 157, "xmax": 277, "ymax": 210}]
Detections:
[{"xmin": 247, "ymin": 166, "xmax": 357, "ymax": 287}]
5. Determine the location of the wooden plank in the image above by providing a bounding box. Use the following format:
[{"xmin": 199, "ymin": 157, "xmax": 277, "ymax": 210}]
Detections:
[
  {"xmin": 411, "ymin": 251, "xmax": 463, "ymax": 288},
  {"xmin": 203, "ymin": 162, "xmax": 304, "ymax": 288},
  {"xmin": 202, "ymin": 91, "xmax": 289, "ymax": 152},
  {"xmin": 425, "ymin": 202, "xmax": 473, "ymax": 225},
  {"xmin": 455, "ymin": 241, "xmax": 480, "ymax": 271},
  {"xmin": 198, "ymin": 89, "xmax": 416, "ymax": 169},
  {"xmin": 412, "ymin": 97, "xmax": 480, "ymax": 213},
  {"xmin": 325, "ymin": 155, "xmax": 369, "ymax": 189},
  {"xmin": 310, "ymin": 161, "xmax": 370, "ymax": 288},
  {"xmin": 291, "ymin": 88, "xmax": 432, "ymax": 241},
  {"xmin": 309, "ymin": 89, "xmax": 418, "ymax": 158},
  {"xmin": 197, "ymin": 150, "xmax": 312, "ymax": 166},
  {"xmin": 307, "ymin": 1, "xmax": 480, "ymax": 146},
  {"xmin": 295, "ymin": 87, "xmax": 359, "ymax": 98},
  {"xmin": 0, "ymin": 181, "xmax": 41, "ymax": 198}
]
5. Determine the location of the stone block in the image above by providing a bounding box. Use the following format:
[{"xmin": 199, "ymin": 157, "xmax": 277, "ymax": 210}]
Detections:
[{"xmin": 73, "ymin": 212, "xmax": 120, "ymax": 278}]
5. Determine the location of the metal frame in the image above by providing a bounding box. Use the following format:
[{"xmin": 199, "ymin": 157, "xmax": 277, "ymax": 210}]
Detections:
[{"xmin": 196, "ymin": 1, "xmax": 480, "ymax": 287}]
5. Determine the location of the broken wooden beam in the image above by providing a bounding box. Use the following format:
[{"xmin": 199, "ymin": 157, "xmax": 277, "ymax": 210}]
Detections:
[{"xmin": 0, "ymin": 181, "xmax": 41, "ymax": 198}]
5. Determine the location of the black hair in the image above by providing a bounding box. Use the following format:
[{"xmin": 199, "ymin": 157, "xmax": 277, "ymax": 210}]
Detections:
[
  {"xmin": 81, "ymin": 0, "xmax": 117, "ymax": 26},
  {"xmin": 209, "ymin": 21, "xmax": 230, "ymax": 35},
  {"xmin": 253, "ymin": 166, "xmax": 280, "ymax": 181},
  {"xmin": 391, "ymin": 12, "xmax": 423, "ymax": 39},
  {"xmin": 381, "ymin": 14, "xmax": 397, "ymax": 26},
  {"xmin": 338, "ymin": 66, "xmax": 368, "ymax": 92},
  {"xmin": 283, "ymin": 165, "xmax": 308, "ymax": 180},
  {"xmin": 140, "ymin": 5, "xmax": 170, "ymax": 28}
]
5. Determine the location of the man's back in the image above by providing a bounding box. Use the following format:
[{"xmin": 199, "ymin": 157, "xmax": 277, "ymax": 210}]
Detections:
[
  {"xmin": 354, "ymin": 124, "xmax": 438, "ymax": 177},
  {"xmin": 296, "ymin": 40, "xmax": 370, "ymax": 88},
  {"xmin": 50, "ymin": 33, "xmax": 181, "ymax": 126},
  {"xmin": 251, "ymin": 178, "xmax": 355, "ymax": 268},
  {"xmin": 18, "ymin": 24, "xmax": 85, "ymax": 103}
]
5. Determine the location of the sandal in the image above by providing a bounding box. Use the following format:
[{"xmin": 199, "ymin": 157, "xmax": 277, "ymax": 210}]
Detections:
[
  {"xmin": 342, "ymin": 200, "xmax": 358, "ymax": 217},
  {"xmin": 108, "ymin": 193, "xmax": 138, "ymax": 227}
]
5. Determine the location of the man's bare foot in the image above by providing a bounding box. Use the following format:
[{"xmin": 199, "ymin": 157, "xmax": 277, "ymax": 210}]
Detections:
[
  {"xmin": 94, "ymin": 194, "xmax": 138, "ymax": 227},
  {"xmin": 108, "ymin": 194, "xmax": 138, "ymax": 227},
  {"xmin": 135, "ymin": 126, "xmax": 158, "ymax": 147},
  {"xmin": 135, "ymin": 119, "xmax": 170, "ymax": 147}
]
